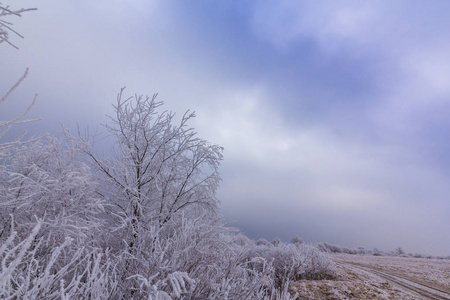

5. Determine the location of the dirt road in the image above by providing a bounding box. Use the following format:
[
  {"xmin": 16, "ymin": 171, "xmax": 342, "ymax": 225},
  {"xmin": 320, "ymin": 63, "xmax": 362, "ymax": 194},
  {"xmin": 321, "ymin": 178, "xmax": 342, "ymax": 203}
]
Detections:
[
  {"xmin": 343, "ymin": 262, "xmax": 450, "ymax": 300},
  {"xmin": 290, "ymin": 254, "xmax": 450, "ymax": 299}
]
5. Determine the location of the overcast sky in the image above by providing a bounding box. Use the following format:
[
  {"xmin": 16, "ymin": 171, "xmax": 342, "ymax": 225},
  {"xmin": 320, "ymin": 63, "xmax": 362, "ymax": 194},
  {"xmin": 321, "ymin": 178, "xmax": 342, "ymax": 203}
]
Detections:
[{"xmin": 2, "ymin": 0, "xmax": 450, "ymax": 256}]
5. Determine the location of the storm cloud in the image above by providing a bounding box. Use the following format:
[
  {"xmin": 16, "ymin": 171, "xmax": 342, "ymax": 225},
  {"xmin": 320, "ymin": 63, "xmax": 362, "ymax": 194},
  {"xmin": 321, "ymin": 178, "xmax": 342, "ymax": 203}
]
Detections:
[{"xmin": 2, "ymin": 0, "xmax": 449, "ymax": 256}]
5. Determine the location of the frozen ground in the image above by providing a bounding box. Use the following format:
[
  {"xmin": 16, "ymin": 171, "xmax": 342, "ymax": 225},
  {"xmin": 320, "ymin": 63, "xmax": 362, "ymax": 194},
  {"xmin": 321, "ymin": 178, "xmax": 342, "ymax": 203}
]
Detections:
[{"xmin": 289, "ymin": 253, "xmax": 450, "ymax": 299}]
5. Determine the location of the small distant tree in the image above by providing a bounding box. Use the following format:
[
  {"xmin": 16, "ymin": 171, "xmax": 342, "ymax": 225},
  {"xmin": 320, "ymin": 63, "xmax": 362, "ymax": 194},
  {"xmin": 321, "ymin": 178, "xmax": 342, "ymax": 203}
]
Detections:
[
  {"xmin": 291, "ymin": 235, "xmax": 304, "ymax": 245},
  {"xmin": 255, "ymin": 238, "xmax": 271, "ymax": 246},
  {"xmin": 272, "ymin": 237, "xmax": 282, "ymax": 247},
  {"xmin": 395, "ymin": 246, "xmax": 405, "ymax": 256},
  {"xmin": 373, "ymin": 248, "xmax": 382, "ymax": 256}
]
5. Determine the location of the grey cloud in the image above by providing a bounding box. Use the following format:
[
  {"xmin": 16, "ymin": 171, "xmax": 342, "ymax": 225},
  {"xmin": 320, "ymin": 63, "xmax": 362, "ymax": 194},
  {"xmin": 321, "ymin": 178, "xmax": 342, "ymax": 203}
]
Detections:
[{"xmin": 2, "ymin": 0, "xmax": 450, "ymax": 256}]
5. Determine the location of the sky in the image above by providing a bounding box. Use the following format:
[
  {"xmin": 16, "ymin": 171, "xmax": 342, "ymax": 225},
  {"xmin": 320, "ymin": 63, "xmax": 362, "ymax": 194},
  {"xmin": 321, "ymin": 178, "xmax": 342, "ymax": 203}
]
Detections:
[{"xmin": 1, "ymin": 0, "xmax": 450, "ymax": 256}]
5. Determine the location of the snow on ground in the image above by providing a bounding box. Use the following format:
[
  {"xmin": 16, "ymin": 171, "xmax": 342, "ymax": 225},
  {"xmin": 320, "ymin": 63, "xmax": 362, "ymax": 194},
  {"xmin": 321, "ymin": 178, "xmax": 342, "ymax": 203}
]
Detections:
[
  {"xmin": 289, "ymin": 261, "xmax": 419, "ymax": 299},
  {"xmin": 333, "ymin": 253, "xmax": 450, "ymax": 294},
  {"xmin": 289, "ymin": 253, "xmax": 450, "ymax": 299}
]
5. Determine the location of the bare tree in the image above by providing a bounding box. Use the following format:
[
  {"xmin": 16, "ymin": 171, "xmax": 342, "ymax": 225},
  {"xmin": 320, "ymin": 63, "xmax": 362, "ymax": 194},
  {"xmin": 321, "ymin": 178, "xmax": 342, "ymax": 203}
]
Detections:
[{"xmin": 78, "ymin": 88, "xmax": 223, "ymax": 244}]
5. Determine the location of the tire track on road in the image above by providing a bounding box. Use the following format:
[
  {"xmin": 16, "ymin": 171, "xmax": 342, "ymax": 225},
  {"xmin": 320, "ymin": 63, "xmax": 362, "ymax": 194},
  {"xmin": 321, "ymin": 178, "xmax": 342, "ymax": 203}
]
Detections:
[{"xmin": 342, "ymin": 262, "xmax": 450, "ymax": 300}]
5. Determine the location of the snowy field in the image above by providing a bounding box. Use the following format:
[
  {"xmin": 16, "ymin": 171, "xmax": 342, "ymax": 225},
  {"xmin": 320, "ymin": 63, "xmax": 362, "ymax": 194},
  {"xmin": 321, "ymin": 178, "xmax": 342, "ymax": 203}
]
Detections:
[{"xmin": 289, "ymin": 253, "xmax": 450, "ymax": 299}]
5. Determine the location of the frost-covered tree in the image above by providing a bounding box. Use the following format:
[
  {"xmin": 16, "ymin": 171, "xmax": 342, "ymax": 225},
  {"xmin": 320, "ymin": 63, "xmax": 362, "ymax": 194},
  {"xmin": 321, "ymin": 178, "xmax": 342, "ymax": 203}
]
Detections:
[
  {"xmin": 272, "ymin": 237, "xmax": 282, "ymax": 247},
  {"xmin": 395, "ymin": 246, "xmax": 405, "ymax": 256},
  {"xmin": 78, "ymin": 88, "xmax": 223, "ymax": 243},
  {"xmin": 291, "ymin": 235, "xmax": 304, "ymax": 245},
  {"xmin": 67, "ymin": 88, "xmax": 227, "ymax": 296},
  {"xmin": 256, "ymin": 237, "xmax": 272, "ymax": 246}
]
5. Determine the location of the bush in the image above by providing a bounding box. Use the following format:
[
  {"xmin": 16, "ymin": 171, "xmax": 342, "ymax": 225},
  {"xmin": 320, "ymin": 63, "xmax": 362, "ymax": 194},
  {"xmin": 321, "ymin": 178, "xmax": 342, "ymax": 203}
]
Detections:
[
  {"xmin": 291, "ymin": 235, "xmax": 304, "ymax": 245},
  {"xmin": 0, "ymin": 222, "xmax": 117, "ymax": 299},
  {"xmin": 342, "ymin": 247, "xmax": 358, "ymax": 255},
  {"xmin": 112, "ymin": 217, "xmax": 277, "ymax": 299},
  {"xmin": 0, "ymin": 136, "xmax": 105, "ymax": 246},
  {"xmin": 316, "ymin": 242, "xmax": 343, "ymax": 253},
  {"xmin": 272, "ymin": 237, "xmax": 282, "ymax": 247},
  {"xmin": 249, "ymin": 242, "xmax": 336, "ymax": 287},
  {"xmin": 256, "ymin": 238, "xmax": 272, "ymax": 246},
  {"xmin": 395, "ymin": 247, "xmax": 405, "ymax": 256}
]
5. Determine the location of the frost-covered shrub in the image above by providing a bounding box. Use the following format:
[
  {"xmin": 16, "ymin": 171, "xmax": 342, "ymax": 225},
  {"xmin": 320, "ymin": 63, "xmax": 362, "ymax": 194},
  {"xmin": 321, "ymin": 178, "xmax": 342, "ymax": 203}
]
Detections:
[
  {"xmin": 316, "ymin": 242, "xmax": 344, "ymax": 253},
  {"xmin": 228, "ymin": 232, "xmax": 254, "ymax": 247},
  {"xmin": 272, "ymin": 237, "xmax": 282, "ymax": 247},
  {"xmin": 342, "ymin": 247, "xmax": 358, "ymax": 255},
  {"xmin": 328, "ymin": 243, "xmax": 343, "ymax": 253},
  {"xmin": 357, "ymin": 247, "xmax": 366, "ymax": 254},
  {"xmin": 0, "ymin": 136, "xmax": 106, "ymax": 248},
  {"xmin": 395, "ymin": 246, "xmax": 405, "ymax": 256},
  {"xmin": 256, "ymin": 238, "xmax": 272, "ymax": 246},
  {"xmin": 111, "ymin": 217, "xmax": 276, "ymax": 299},
  {"xmin": 0, "ymin": 134, "xmax": 113, "ymax": 298},
  {"xmin": 0, "ymin": 222, "xmax": 117, "ymax": 299},
  {"xmin": 291, "ymin": 235, "xmax": 304, "ymax": 245},
  {"xmin": 249, "ymin": 242, "xmax": 336, "ymax": 287},
  {"xmin": 370, "ymin": 248, "xmax": 385, "ymax": 256}
]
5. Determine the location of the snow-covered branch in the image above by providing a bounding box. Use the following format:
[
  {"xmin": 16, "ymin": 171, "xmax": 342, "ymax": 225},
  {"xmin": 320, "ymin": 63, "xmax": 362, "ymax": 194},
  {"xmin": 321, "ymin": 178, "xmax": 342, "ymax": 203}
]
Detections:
[
  {"xmin": 0, "ymin": 68, "xmax": 41, "ymax": 155},
  {"xmin": 0, "ymin": 2, "xmax": 36, "ymax": 49}
]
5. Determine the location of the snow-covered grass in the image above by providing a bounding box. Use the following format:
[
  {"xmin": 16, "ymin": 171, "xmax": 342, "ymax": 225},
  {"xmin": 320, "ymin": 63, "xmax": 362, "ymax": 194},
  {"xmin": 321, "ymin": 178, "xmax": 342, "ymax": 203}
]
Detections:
[
  {"xmin": 290, "ymin": 261, "xmax": 421, "ymax": 300},
  {"xmin": 0, "ymin": 222, "xmax": 117, "ymax": 299},
  {"xmin": 290, "ymin": 253, "xmax": 450, "ymax": 299},
  {"xmin": 334, "ymin": 253, "xmax": 450, "ymax": 292}
]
